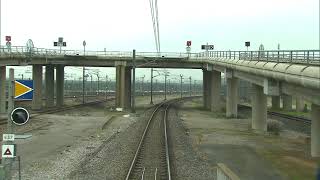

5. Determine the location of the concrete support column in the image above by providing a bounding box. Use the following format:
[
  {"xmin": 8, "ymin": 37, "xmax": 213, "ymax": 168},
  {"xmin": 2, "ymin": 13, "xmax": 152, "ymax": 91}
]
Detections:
[
  {"xmin": 296, "ymin": 97, "xmax": 304, "ymax": 112},
  {"xmin": 0, "ymin": 66, "xmax": 6, "ymax": 113},
  {"xmin": 32, "ymin": 65, "xmax": 43, "ymax": 110},
  {"xmin": 124, "ymin": 67, "xmax": 132, "ymax": 109},
  {"xmin": 202, "ymin": 70, "xmax": 207, "ymax": 108},
  {"xmin": 45, "ymin": 65, "xmax": 54, "ymax": 108},
  {"xmin": 251, "ymin": 84, "xmax": 267, "ymax": 132},
  {"xmin": 116, "ymin": 66, "xmax": 121, "ymax": 107},
  {"xmin": 206, "ymin": 71, "xmax": 212, "ymax": 110},
  {"xmin": 311, "ymin": 104, "xmax": 320, "ymax": 157},
  {"xmin": 271, "ymin": 96, "xmax": 280, "ymax": 110},
  {"xmin": 226, "ymin": 77, "xmax": 238, "ymax": 118},
  {"xmin": 56, "ymin": 65, "xmax": 64, "ymax": 107},
  {"xmin": 116, "ymin": 65, "xmax": 126, "ymax": 108},
  {"xmin": 210, "ymin": 70, "xmax": 221, "ymax": 112},
  {"xmin": 283, "ymin": 95, "xmax": 292, "ymax": 111}
]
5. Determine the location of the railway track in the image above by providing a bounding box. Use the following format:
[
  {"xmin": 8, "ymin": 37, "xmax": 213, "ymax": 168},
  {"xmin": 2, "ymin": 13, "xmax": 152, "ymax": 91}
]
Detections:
[
  {"xmin": 239, "ymin": 104, "xmax": 311, "ymax": 124},
  {"xmin": 125, "ymin": 99, "xmax": 179, "ymax": 180},
  {"xmin": 0, "ymin": 98, "xmax": 115, "ymax": 125}
]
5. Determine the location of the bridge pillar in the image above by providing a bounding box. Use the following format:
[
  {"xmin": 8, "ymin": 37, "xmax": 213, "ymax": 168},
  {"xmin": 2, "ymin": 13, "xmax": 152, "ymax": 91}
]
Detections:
[
  {"xmin": 210, "ymin": 70, "xmax": 221, "ymax": 112},
  {"xmin": 226, "ymin": 70, "xmax": 238, "ymax": 118},
  {"xmin": 125, "ymin": 67, "xmax": 132, "ymax": 109},
  {"xmin": 251, "ymin": 84, "xmax": 267, "ymax": 132},
  {"xmin": 206, "ymin": 71, "xmax": 212, "ymax": 110},
  {"xmin": 56, "ymin": 65, "xmax": 64, "ymax": 107},
  {"xmin": 0, "ymin": 66, "xmax": 6, "ymax": 113},
  {"xmin": 271, "ymin": 96, "xmax": 280, "ymax": 110},
  {"xmin": 45, "ymin": 65, "xmax": 54, "ymax": 108},
  {"xmin": 296, "ymin": 97, "xmax": 304, "ymax": 112},
  {"xmin": 115, "ymin": 62, "xmax": 127, "ymax": 109},
  {"xmin": 311, "ymin": 103, "xmax": 320, "ymax": 157},
  {"xmin": 283, "ymin": 95, "xmax": 292, "ymax": 111},
  {"xmin": 202, "ymin": 70, "xmax": 207, "ymax": 109},
  {"xmin": 32, "ymin": 65, "xmax": 43, "ymax": 110}
]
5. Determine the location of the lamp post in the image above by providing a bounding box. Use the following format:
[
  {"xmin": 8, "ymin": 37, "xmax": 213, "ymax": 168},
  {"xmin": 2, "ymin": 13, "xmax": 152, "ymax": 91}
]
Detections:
[{"xmin": 180, "ymin": 74, "xmax": 183, "ymax": 98}]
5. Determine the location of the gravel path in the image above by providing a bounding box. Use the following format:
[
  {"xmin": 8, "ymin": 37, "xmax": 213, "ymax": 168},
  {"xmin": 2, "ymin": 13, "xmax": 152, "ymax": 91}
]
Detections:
[
  {"xmin": 168, "ymin": 103, "xmax": 215, "ymax": 180},
  {"xmin": 67, "ymin": 109, "xmax": 153, "ymax": 179}
]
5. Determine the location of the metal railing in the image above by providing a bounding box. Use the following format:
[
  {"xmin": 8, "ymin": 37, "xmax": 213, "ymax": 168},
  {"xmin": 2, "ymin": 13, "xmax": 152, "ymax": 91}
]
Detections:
[
  {"xmin": 0, "ymin": 46, "xmax": 319, "ymax": 65},
  {"xmin": 195, "ymin": 50, "xmax": 320, "ymax": 64}
]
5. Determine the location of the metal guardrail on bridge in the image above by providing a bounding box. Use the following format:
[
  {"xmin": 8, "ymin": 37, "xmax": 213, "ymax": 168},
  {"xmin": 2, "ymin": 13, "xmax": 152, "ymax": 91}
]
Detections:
[
  {"xmin": 195, "ymin": 50, "xmax": 320, "ymax": 65},
  {"xmin": 0, "ymin": 46, "xmax": 190, "ymax": 59},
  {"xmin": 0, "ymin": 46, "xmax": 319, "ymax": 65}
]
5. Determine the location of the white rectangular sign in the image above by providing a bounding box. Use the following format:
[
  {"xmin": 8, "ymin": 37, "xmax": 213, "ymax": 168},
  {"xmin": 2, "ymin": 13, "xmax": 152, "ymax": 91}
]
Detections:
[
  {"xmin": 3, "ymin": 134, "xmax": 15, "ymax": 141},
  {"xmin": 2, "ymin": 144, "xmax": 15, "ymax": 158}
]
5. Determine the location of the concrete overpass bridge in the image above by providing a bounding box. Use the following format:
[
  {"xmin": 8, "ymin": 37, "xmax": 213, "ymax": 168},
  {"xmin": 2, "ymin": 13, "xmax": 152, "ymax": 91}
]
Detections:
[{"xmin": 0, "ymin": 46, "xmax": 319, "ymax": 157}]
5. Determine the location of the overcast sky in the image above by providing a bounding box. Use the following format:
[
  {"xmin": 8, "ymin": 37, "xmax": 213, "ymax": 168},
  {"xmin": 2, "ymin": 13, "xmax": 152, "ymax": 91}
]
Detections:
[{"xmin": 2, "ymin": 0, "xmax": 320, "ymax": 81}]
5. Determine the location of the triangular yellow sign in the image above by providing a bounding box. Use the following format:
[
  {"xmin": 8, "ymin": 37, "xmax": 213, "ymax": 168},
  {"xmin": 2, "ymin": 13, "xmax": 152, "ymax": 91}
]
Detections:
[{"xmin": 15, "ymin": 81, "xmax": 32, "ymax": 98}]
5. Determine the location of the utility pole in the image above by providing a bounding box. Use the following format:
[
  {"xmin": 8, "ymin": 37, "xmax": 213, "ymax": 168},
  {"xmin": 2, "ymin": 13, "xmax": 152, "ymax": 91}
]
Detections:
[
  {"xmin": 82, "ymin": 68, "xmax": 85, "ymax": 104},
  {"xmin": 168, "ymin": 79, "xmax": 171, "ymax": 95},
  {"xmin": 141, "ymin": 75, "xmax": 145, "ymax": 96},
  {"xmin": 105, "ymin": 74, "xmax": 108, "ymax": 100},
  {"xmin": 90, "ymin": 74, "xmax": 93, "ymax": 95},
  {"xmin": 132, "ymin": 49, "xmax": 136, "ymax": 113},
  {"xmin": 194, "ymin": 80, "xmax": 197, "ymax": 95},
  {"xmin": 0, "ymin": 0, "xmax": 2, "ymax": 49},
  {"xmin": 180, "ymin": 74, "xmax": 183, "ymax": 98},
  {"xmin": 164, "ymin": 72, "xmax": 169, "ymax": 100},
  {"xmin": 189, "ymin": 76, "xmax": 192, "ymax": 97},
  {"xmin": 82, "ymin": 41, "xmax": 86, "ymax": 104},
  {"xmin": 96, "ymin": 73, "xmax": 100, "ymax": 96},
  {"xmin": 155, "ymin": 79, "xmax": 158, "ymax": 95},
  {"xmin": 150, "ymin": 68, "xmax": 153, "ymax": 104}
]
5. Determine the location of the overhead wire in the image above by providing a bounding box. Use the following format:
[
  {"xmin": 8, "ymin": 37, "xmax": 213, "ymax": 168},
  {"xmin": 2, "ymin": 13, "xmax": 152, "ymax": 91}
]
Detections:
[
  {"xmin": 149, "ymin": 0, "xmax": 159, "ymax": 53},
  {"xmin": 155, "ymin": 0, "xmax": 160, "ymax": 53}
]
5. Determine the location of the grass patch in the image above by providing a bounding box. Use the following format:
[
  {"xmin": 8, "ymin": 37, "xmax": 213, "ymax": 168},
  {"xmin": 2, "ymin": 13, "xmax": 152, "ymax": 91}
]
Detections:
[{"xmin": 258, "ymin": 150, "xmax": 317, "ymax": 180}]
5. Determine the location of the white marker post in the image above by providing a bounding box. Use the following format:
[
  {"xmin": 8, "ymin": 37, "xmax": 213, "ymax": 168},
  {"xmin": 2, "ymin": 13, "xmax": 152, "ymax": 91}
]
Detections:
[{"xmin": 2, "ymin": 68, "xmax": 15, "ymax": 179}]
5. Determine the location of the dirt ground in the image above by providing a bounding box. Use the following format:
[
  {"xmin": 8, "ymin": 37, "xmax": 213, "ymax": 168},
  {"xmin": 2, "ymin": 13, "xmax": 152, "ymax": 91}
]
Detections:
[
  {"xmin": 2, "ymin": 94, "xmax": 317, "ymax": 179},
  {"xmin": 0, "ymin": 94, "xmax": 180, "ymax": 179},
  {"xmin": 179, "ymin": 98, "xmax": 318, "ymax": 180}
]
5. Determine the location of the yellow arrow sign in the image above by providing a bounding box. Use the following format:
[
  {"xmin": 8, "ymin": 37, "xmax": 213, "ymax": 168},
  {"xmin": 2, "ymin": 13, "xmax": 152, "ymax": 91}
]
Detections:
[{"xmin": 15, "ymin": 81, "xmax": 33, "ymax": 98}]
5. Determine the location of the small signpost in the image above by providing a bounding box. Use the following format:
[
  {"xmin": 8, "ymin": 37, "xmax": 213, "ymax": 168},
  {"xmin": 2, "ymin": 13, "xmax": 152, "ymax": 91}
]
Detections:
[
  {"xmin": 245, "ymin": 41, "xmax": 250, "ymax": 51},
  {"xmin": 54, "ymin": 37, "xmax": 67, "ymax": 53},
  {"xmin": 14, "ymin": 80, "xmax": 34, "ymax": 100},
  {"xmin": 1, "ymin": 145, "xmax": 15, "ymax": 158},
  {"xmin": 201, "ymin": 44, "xmax": 214, "ymax": 50},
  {"xmin": 186, "ymin": 40, "xmax": 192, "ymax": 57},
  {"xmin": 5, "ymin": 36, "xmax": 12, "ymax": 51},
  {"xmin": 201, "ymin": 43, "xmax": 214, "ymax": 58},
  {"xmin": 0, "ymin": 69, "xmax": 32, "ymax": 180},
  {"xmin": 245, "ymin": 41, "xmax": 250, "ymax": 59}
]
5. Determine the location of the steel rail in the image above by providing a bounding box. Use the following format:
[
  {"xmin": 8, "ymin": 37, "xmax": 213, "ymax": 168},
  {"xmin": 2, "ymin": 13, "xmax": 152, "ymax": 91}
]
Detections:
[
  {"xmin": 163, "ymin": 101, "xmax": 175, "ymax": 180},
  {"xmin": 125, "ymin": 101, "xmax": 166, "ymax": 180},
  {"xmin": 239, "ymin": 104, "xmax": 311, "ymax": 124}
]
